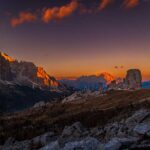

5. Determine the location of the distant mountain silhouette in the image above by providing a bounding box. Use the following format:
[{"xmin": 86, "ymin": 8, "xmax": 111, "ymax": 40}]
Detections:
[{"xmin": 60, "ymin": 73, "xmax": 114, "ymax": 91}]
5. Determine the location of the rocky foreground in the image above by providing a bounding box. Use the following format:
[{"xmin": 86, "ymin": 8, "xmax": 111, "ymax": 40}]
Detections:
[
  {"xmin": 0, "ymin": 90, "xmax": 150, "ymax": 150},
  {"xmin": 0, "ymin": 109, "xmax": 150, "ymax": 150}
]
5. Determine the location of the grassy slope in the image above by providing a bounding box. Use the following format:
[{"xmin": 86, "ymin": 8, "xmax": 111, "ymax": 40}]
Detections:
[{"xmin": 0, "ymin": 89, "xmax": 150, "ymax": 144}]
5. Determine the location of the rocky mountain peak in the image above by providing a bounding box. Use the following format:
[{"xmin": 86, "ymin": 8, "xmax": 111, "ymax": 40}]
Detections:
[
  {"xmin": 0, "ymin": 52, "xmax": 12, "ymax": 81},
  {"xmin": 0, "ymin": 51, "xmax": 62, "ymax": 90},
  {"xmin": 0, "ymin": 52, "xmax": 15, "ymax": 62},
  {"xmin": 108, "ymin": 69, "xmax": 142, "ymax": 90},
  {"xmin": 125, "ymin": 69, "xmax": 142, "ymax": 89},
  {"xmin": 98, "ymin": 72, "xmax": 115, "ymax": 84}
]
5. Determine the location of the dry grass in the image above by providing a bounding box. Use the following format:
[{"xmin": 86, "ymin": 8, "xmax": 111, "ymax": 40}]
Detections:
[{"xmin": 0, "ymin": 89, "xmax": 150, "ymax": 144}]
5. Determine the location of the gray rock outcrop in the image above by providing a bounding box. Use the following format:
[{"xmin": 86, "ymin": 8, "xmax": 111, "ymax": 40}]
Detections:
[
  {"xmin": 125, "ymin": 69, "xmax": 142, "ymax": 89},
  {"xmin": 1, "ymin": 109, "xmax": 150, "ymax": 150},
  {"xmin": 108, "ymin": 69, "xmax": 142, "ymax": 90},
  {"xmin": 0, "ymin": 52, "xmax": 63, "ymax": 90}
]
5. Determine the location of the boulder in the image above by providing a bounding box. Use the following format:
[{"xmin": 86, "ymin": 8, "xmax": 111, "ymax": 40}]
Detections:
[
  {"xmin": 130, "ymin": 144, "xmax": 150, "ymax": 149},
  {"xmin": 104, "ymin": 138, "xmax": 122, "ymax": 150},
  {"xmin": 39, "ymin": 141, "xmax": 60, "ymax": 150},
  {"xmin": 32, "ymin": 132, "xmax": 55, "ymax": 146},
  {"xmin": 133, "ymin": 122, "xmax": 150, "ymax": 135},
  {"xmin": 4, "ymin": 137, "xmax": 15, "ymax": 147},
  {"xmin": 61, "ymin": 122, "xmax": 85, "ymax": 138},
  {"xmin": 114, "ymin": 137, "xmax": 138, "ymax": 148},
  {"xmin": 63, "ymin": 137, "xmax": 102, "ymax": 150},
  {"xmin": 2, "ymin": 140, "xmax": 31, "ymax": 150},
  {"xmin": 125, "ymin": 109, "xmax": 150, "ymax": 129},
  {"xmin": 33, "ymin": 101, "xmax": 46, "ymax": 108}
]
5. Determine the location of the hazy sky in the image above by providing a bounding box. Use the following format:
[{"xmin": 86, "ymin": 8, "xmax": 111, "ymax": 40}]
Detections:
[{"xmin": 0, "ymin": 0, "xmax": 150, "ymax": 80}]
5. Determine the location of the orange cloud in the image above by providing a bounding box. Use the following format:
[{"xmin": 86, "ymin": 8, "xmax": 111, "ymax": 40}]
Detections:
[
  {"xmin": 123, "ymin": 0, "xmax": 139, "ymax": 9},
  {"xmin": 11, "ymin": 12, "xmax": 37, "ymax": 27},
  {"xmin": 99, "ymin": 0, "xmax": 112, "ymax": 10},
  {"xmin": 43, "ymin": 0, "xmax": 78, "ymax": 23}
]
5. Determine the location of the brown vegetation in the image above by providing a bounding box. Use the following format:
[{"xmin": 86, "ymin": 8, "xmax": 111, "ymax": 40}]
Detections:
[{"xmin": 0, "ymin": 89, "xmax": 150, "ymax": 144}]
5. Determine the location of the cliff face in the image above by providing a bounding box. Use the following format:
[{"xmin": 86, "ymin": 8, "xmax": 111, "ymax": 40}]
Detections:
[
  {"xmin": 0, "ymin": 52, "xmax": 61, "ymax": 90},
  {"xmin": 125, "ymin": 69, "xmax": 142, "ymax": 89},
  {"xmin": 0, "ymin": 53, "xmax": 12, "ymax": 81},
  {"xmin": 108, "ymin": 69, "xmax": 142, "ymax": 90}
]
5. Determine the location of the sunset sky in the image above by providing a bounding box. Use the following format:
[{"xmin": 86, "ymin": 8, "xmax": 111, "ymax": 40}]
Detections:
[{"xmin": 0, "ymin": 0, "xmax": 150, "ymax": 80}]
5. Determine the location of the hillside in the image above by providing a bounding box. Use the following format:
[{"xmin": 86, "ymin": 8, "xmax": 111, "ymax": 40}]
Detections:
[
  {"xmin": 0, "ymin": 52, "xmax": 70, "ymax": 112},
  {"xmin": 0, "ymin": 90, "xmax": 150, "ymax": 148}
]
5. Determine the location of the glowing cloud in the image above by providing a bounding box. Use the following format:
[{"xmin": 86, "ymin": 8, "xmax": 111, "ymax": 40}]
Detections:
[
  {"xmin": 99, "ymin": 0, "xmax": 112, "ymax": 10},
  {"xmin": 123, "ymin": 0, "xmax": 139, "ymax": 9},
  {"xmin": 8, "ymin": 0, "xmax": 148, "ymax": 27},
  {"xmin": 43, "ymin": 0, "xmax": 78, "ymax": 23},
  {"xmin": 11, "ymin": 12, "xmax": 37, "ymax": 27}
]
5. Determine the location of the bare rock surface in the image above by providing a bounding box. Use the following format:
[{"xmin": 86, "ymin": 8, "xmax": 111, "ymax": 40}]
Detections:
[
  {"xmin": 33, "ymin": 101, "xmax": 46, "ymax": 108},
  {"xmin": 39, "ymin": 141, "xmax": 60, "ymax": 150},
  {"xmin": 108, "ymin": 69, "xmax": 142, "ymax": 90},
  {"xmin": 0, "ymin": 52, "xmax": 63, "ymax": 90},
  {"xmin": 0, "ymin": 109, "xmax": 150, "ymax": 150},
  {"xmin": 125, "ymin": 69, "xmax": 142, "ymax": 90},
  {"xmin": 0, "ymin": 53, "xmax": 12, "ymax": 81}
]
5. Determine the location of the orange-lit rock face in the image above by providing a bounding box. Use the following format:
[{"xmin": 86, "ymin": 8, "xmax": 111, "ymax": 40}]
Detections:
[
  {"xmin": 98, "ymin": 72, "xmax": 115, "ymax": 84},
  {"xmin": 50, "ymin": 79, "xmax": 59, "ymax": 87},
  {"xmin": 0, "ymin": 53, "xmax": 12, "ymax": 81},
  {"xmin": 37, "ymin": 67, "xmax": 50, "ymax": 86},
  {"xmin": 0, "ymin": 52, "xmax": 60, "ymax": 89},
  {"xmin": 1, "ymin": 52, "xmax": 15, "ymax": 62},
  {"xmin": 37, "ymin": 67, "xmax": 58, "ymax": 87}
]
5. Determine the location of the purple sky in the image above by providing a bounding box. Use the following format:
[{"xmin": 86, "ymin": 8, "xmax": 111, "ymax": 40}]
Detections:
[{"xmin": 0, "ymin": 0, "xmax": 150, "ymax": 80}]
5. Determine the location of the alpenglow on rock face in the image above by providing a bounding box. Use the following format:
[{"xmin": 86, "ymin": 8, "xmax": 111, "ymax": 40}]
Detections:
[
  {"xmin": 125, "ymin": 69, "xmax": 142, "ymax": 90},
  {"xmin": 0, "ymin": 53, "xmax": 12, "ymax": 81},
  {"xmin": 0, "ymin": 52, "xmax": 62, "ymax": 90},
  {"xmin": 60, "ymin": 73, "xmax": 114, "ymax": 91},
  {"xmin": 108, "ymin": 69, "xmax": 142, "ymax": 90}
]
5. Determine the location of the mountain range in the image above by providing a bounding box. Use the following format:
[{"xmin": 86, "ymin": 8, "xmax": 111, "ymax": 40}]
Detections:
[
  {"xmin": 60, "ymin": 73, "xmax": 114, "ymax": 91},
  {"xmin": 0, "ymin": 52, "xmax": 69, "ymax": 112},
  {"xmin": 0, "ymin": 52, "xmax": 150, "ymax": 112},
  {"xmin": 0, "ymin": 52, "xmax": 65, "ymax": 90},
  {"xmin": 142, "ymin": 81, "xmax": 150, "ymax": 89}
]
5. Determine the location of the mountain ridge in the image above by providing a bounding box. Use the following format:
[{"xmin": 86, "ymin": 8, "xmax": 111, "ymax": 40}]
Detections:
[
  {"xmin": 0, "ymin": 52, "xmax": 64, "ymax": 90},
  {"xmin": 60, "ymin": 72, "xmax": 115, "ymax": 91},
  {"xmin": 0, "ymin": 52, "xmax": 70, "ymax": 112}
]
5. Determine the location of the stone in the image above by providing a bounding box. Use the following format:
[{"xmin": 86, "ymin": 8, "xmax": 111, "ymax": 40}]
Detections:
[
  {"xmin": 147, "ymin": 130, "xmax": 150, "ymax": 137},
  {"xmin": 90, "ymin": 127, "xmax": 104, "ymax": 137},
  {"xmin": 104, "ymin": 138, "xmax": 122, "ymax": 150},
  {"xmin": 130, "ymin": 144, "xmax": 150, "ymax": 149},
  {"xmin": 2, "ymin": 140, "xmax": 31, "ymax": 150},
  {"xmin": 32, "ymin": 132, "xmax": 55, "ymax": 146},
  {"xmin": 125, "ymin": 109, "xmax": 150, "ymax": 130},
  {"xmin": 61, "ymin": 122, "xmax": 84, "ymax": 138},
  {"xmin": 4, "ymin": 137, "xmax": 15, "ymax": 146},
  {"xmin": 133, "ymin": 122, "xmax": 150, "ymax": 135},
  {"xmin": 114, "ymin": 137, "xmax": 138, "ymax": 148},
  {"xmin": 33, "ymin": 101, "xmax": 46, "ymax": 108},
  {"xmin": 63, "ymin": 137, "xmax": 102, "ymax": 150},
  {"xmin": 39, "ymin": 141, "xmax": 60, "ymax": 150}
]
